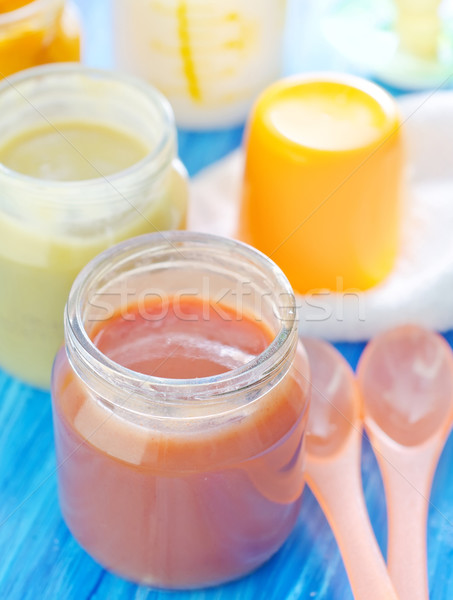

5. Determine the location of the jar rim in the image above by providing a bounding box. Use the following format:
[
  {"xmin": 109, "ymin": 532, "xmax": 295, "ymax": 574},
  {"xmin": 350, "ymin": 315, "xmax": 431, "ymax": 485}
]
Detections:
[
  {"xmin": 0, "ymin": 64, "xmax": 176, "ymax": 199},
  {"xmin": 0, "ymin": 0, "xmax": 62, "ymax": 26},
  {"xmin": 65, "ymin": 232, "xmax": 299, "ymax": 411}
]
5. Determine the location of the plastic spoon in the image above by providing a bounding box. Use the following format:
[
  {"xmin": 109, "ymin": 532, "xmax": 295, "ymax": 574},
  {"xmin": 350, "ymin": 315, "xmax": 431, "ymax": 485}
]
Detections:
[
  {"xmin": 357, "ymin": 325, "xmax": 453, "ymax": 600},
  {"xmin": 303, "ymin": 338, "xmax": 398, "ymax": 600}
]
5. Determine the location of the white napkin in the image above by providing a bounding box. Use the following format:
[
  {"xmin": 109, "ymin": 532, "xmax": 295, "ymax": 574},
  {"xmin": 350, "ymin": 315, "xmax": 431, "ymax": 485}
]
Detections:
[{"xmin": 189, "ymin": 92, "xmax": 453, "ymax": 340}]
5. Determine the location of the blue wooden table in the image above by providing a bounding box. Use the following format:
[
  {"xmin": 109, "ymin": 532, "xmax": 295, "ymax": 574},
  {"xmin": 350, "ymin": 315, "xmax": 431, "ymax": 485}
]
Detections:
[{"xmin": 1, "ymin": 1, "xmax": 453, "ymax": 598}]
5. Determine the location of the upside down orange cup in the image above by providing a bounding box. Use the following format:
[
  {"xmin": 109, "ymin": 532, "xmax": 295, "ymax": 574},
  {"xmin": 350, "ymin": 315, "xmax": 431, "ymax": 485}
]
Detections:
[{"xmin": 238, "ymin": 73, "xmax": 405, "ymax": 293}]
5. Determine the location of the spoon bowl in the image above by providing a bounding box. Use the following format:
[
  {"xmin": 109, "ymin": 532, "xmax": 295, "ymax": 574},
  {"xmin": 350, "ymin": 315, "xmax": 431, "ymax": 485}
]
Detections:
[
  {"xmin": 358, "ymin": 324, "xmax": 453, "ymax": 446},
  {"xmin": 304, "ymin": 337, "xmax": 359, "ymax": 457}
]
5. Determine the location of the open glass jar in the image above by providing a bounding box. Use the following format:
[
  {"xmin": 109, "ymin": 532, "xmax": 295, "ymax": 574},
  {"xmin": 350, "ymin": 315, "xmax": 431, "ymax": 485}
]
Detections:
[
  {"xmin": 51, "ymin": 231, "xmax": 310, "ymax": 589},
  {"xmin": 0, "ymin": 0, "xmax": 81, "ymax": 78},
  {"xmin": 0, "ymin": 64, "xmax": 188, "ymax": 388}
]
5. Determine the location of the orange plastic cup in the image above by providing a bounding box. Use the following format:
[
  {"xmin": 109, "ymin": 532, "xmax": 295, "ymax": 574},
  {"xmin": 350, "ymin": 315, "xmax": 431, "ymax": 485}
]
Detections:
[{"xmin": 238, "ymin": 73, "xmax": 404, "ymax": 293}]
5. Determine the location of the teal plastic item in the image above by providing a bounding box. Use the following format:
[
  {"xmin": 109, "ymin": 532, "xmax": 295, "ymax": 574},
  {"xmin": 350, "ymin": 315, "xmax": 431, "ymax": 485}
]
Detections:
[{"xmin": 323, "ymin": 0, "xmax": 453, "ymax": 90}]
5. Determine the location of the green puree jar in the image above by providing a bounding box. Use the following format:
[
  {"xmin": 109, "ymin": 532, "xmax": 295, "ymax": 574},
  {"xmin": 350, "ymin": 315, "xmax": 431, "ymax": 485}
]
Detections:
[{"xmin": 0, "ymin": 64, "xmax": 188, "ymax": 388}]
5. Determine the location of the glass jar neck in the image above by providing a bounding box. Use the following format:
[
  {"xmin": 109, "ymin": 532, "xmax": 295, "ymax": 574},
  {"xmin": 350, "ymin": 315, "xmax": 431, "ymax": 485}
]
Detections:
[
  {"xmin": 0, "ymin": 65, "xmax": 176, "ymax": 231},
  {"xmin": 0, "ymin": 0, "xmax": 63, "ymax": 27},
  {"xmin": 65, "ymin": 232, "xmax": 299, "ymax": 421}
]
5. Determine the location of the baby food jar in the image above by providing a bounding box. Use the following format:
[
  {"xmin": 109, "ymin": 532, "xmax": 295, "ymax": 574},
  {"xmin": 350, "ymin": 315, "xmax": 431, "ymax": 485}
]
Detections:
[
  {"xmin": 51, "ymin": 231, "xmax": 310, "ymax": 589},
  {"xmin": 112, "ymin": 0, "xmax": 287, "ymax": 128},
  {"xmin": 0, "ymin": 64, "xmax": 188, "ymax": 388},
  {"xmin": 0, "ymin": 0, "xmax": 81, "ymax": 78}
]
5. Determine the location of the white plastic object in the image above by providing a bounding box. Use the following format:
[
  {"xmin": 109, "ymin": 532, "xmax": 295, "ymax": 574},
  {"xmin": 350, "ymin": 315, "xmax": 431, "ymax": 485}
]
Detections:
[{"xmin": 112, "ymin": 0, "xmax": 286, "ymax": 129}]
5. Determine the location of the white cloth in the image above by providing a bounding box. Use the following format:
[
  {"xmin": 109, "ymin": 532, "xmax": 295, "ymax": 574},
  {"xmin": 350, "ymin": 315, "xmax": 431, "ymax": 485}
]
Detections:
[{"xmin": 189, "ymin": 92, "xmax": 453, "ymax": 340}]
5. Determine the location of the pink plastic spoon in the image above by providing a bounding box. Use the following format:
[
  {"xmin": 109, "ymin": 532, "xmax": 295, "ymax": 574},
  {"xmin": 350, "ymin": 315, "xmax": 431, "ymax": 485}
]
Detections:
[
  {"xmin": 303, "ymin": 338, "xmax": 398, "ymax": 600},
  {"xmin": 357, "ymin": 325, "xmax": 453, "ymax": 600}
]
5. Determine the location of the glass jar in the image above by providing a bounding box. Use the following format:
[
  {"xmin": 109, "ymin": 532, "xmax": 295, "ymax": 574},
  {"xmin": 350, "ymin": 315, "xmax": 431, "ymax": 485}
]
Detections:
[
  {"xmin": 0, "ymin": 0, "xmax": 81, "ymax": 78},
  {"xmin": 112, "ymin": 0, "xmax": 287, "ymax": 128},
  {"xmin": 0, "ymin": 64, "xmax": 188, "ymax": 388},
  {"xmin": 51, "ymin": 231, "xmax": 310, "ymax": 589}
]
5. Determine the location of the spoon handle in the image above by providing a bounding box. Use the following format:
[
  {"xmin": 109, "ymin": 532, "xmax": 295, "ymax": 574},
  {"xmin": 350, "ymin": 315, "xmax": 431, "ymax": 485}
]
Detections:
[
  {"xmin": 367, "ymin": 432, "xmax": 443, "ymax": 600},
  {"xmin": 306, "ymin": 433, "xmax": 399, "ymax": 600}
]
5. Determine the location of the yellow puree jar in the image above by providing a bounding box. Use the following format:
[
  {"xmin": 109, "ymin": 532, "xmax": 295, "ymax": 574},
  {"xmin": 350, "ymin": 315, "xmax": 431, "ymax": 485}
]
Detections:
[
  {"xmin": 0, "ymin": 64, "xmax": 188, "ymax": 388},
  {"xmin": 0, "ymin": 0, "xmax": 81, "ymax": 77}
]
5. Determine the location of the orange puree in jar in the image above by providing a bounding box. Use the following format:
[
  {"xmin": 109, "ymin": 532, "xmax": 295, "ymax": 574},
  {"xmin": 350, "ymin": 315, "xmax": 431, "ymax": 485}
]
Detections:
[
  {"xmin": 0, "ymin": 0, "xmax": 80, "ymax": 78},
  {"xmin": 0, "ymin": 1, "xmax": 32, "ymax": 11},
  {"xmin": 52, "ymin": 296, "xmax": 309, "ymax": 588}
]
